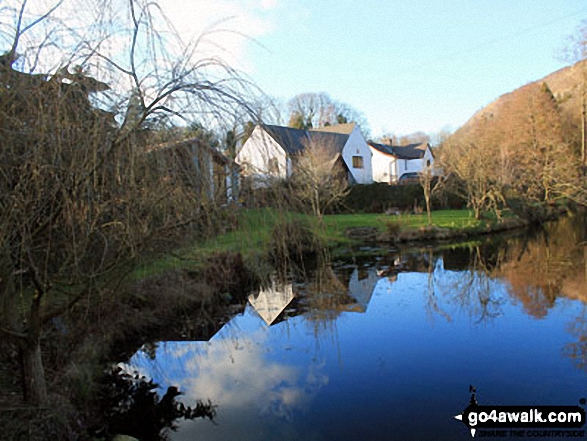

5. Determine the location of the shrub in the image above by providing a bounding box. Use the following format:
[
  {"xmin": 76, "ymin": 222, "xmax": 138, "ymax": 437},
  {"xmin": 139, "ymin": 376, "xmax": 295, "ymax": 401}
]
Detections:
[
  {"xmin": 344, "ymin": 183, "xmax": 425, "ymax": 213},
  {"xmin": 268, "ymin": 219, "xmax": 320, "ymax": 266},
  {"xmin": 385, "ymin": 220, "xmax": 402, "ymax": 237}
]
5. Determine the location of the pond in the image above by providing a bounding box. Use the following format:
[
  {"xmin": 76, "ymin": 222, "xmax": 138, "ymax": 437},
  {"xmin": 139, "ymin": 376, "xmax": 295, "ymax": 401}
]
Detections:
[{"xmin": 120, "ymin": 216, "xmax": 587, "ymax": 440}]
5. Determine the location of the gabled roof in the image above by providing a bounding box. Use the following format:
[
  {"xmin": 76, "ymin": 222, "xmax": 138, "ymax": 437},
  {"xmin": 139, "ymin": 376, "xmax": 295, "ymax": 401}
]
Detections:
[
  {"xmin": 368, "ymin": 141, "xmax": 430, "ymax": 160},
  {"xmin": 262, "ymin": 124, "xmax": 349, "ymax": 156},
  {"xmin": 248, "ymin": 282, "xmax": 295, "ymax": 326},
  {"xmin": 368, "ymin": 141, "xmax": 394, "ymax": 156},
  {"xmin": 394, "ymin": 143, "xmax": 429, "ymax": 160}
]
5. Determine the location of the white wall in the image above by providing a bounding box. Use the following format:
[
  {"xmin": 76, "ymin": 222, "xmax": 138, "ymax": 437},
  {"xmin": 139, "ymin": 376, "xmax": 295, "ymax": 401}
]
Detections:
[
  {"xmin": 235, "ymin": 126, "xmax": 288, "ymax": 186},
  {"xmin": 370, "ymin": 145, "xmax": 436, "ymax": 183},
  {"xmin": 370, "ymin": 147, "xmax": 396, "ymax": 183},
  {"xmin": 341, "ymin": 127, "xmax": 373, "ymax": 184},
  {"xmin": 400, "ymin": 147, "xmax": 435, "ymax": 179}
]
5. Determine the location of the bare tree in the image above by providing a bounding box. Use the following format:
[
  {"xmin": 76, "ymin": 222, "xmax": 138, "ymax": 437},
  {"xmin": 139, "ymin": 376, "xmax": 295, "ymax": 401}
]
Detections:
[
  {"xmin": 418, "ymin": 163, "xmax": 445, "ymax": 225},
  {"xmin": 561, "ymin": 19, "xmax": 587, "ymax": 171},
  {"xmin": 378, "ymin": 131, "xmax": 432, "ymax": 146},
  {"xmin": 287, "ymin": 92, "xmax": 369, "ymax": 134},
  {"xmin": 290, "ymin": 138, "xmax": 349, "ymax": 220},
  {"xmin": 441, "ymin": 80, "xmax": 582, "ymax": 219},
  {"xmin": 0, "ymin": 0, "xmax": 255, "ymax": 406},
  {"xmin": 439, "ymin": 118, "xmax": 506, "ymax": 220}
]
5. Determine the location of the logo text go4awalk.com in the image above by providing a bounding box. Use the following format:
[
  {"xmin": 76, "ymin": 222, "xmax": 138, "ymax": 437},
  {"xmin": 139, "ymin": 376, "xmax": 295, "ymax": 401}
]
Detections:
[{"xmin": 454, "ymin": 386, "xmax": 586, "ymax": 438}]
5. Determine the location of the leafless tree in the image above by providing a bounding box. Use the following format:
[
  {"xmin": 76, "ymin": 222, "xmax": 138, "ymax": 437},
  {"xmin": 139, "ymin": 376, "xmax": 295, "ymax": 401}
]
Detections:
[
  {"xmin": 287, "ymin": 92, "xmax": 369, "ymax": 134},
  {"xmin": 441, "ymin": 80, "xmax": 583, "ymax": 218},
  {"xmin": 290, "ymin": 138, "xmax": 349, "ymax": 220},
  {"xmin": 561, "ymin": 19, "xmax": 587, "ymax": 170},
  {"xmin": 0, "ymin": 0, "xmax": 255, "ymax": 406},
  {"xmin": 418, "ymin": 163, "xmax": 445, "ymax": 225},
  {"xmin": 439, "ymin": 119, "xmax": 506, "ymax": 220}
]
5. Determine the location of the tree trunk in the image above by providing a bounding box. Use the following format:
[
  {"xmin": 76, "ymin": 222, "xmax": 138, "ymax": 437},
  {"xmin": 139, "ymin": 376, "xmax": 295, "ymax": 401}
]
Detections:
[
  {"xmin": 20, "ymin": 338, "xmax": 47, "ymax": 406},
  {"xmin": 582, "ymin": 93, "xmax": 586, "ymax": 174}
]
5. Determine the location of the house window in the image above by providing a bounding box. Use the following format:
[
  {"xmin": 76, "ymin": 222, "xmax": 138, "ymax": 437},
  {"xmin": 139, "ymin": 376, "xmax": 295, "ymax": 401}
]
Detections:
[
  {"xmin": 426, "ymin": 159, "xmax": 431, "ymax": 167},
  {"xmin": 352, "ymin": 156, "xmax": 363, "ymax": 169}
]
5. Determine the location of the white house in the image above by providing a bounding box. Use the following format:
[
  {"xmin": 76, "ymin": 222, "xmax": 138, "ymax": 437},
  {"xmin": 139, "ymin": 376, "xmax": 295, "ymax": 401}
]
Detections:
[
  {"xmin": 235, "ymin": 123, "xmax": 373, "ymax": 187},
  {"xmin": 368, "ymin": 141, "xmax": 435, "ymax": 184},
  {"xmin": 248, "ymin": 278, "xmax": 295, "ymax": 326}
]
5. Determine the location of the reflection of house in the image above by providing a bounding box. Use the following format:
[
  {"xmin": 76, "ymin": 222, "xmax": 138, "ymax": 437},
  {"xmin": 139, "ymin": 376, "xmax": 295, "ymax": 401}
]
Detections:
[
  {"xmin": 343, "ymin": 268, "xmax": 379, "ymax": 313},
  {"xmin": 248, "ymin": 280, "xmax": 295, "ymax": 325},
  {"xmin": 148, "ymin": 137, "xmax": 237, "ymax": 204},
  {"xmin": 368, "ymin": 141, "xmax": 435, "ymax": 184},
  {"xmin": 235, "ymin": 123, "xmax": 373, "ymax": 188}
]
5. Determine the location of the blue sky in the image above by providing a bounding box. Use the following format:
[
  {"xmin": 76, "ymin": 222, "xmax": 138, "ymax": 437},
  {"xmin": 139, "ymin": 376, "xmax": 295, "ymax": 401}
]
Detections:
[
  {"xmin": 236, "ymin": 0, "xmax": 587, "ymax": 138},
  {"xmin": 164, "ymin": 0, "xmax": 585, "ymax": 138},
  {"xmin": 5, "ymin": 0, "xmax": 585, "ymax": 139}
]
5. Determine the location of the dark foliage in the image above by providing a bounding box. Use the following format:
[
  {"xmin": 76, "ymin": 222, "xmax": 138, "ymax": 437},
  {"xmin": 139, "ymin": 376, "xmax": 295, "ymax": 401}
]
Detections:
[
  {"xmin": 268, "ymin": 219, "xmax": 320, "ymax": 267},
  {"xmin": 95, "ymin": 367, "xmax": 215, "ymax": 441},
  {"xmin": 202, "ymin": 252, "xmax": 258, "ymax": 302},
  {"xmin": 343, "ymin": 182, "xmax": 466, "ymax": 214}
]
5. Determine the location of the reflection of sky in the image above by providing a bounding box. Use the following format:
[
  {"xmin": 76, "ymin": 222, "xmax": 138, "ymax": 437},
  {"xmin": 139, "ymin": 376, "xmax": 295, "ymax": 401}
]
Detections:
[{"xmin": 123, "ymin": 261, "xmax": 587, "ymax": 441}]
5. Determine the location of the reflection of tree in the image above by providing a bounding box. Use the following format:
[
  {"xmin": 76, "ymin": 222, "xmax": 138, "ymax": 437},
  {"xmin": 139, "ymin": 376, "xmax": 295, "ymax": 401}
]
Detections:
[
  {"xmin": 564, "ymin": 308, "xmax": 587, "ymax": 373},
  {"xmin": 303, "ymin": 264, "xmax": 351, "ymax": 325},
  {"xmin": 436, "ymin": 246, "xmax": 506, "ymax": 323},
  {"xmin": 141, "ymin": 342, "xmax": 160, "ymax": 360},
  {"xmin": 97, "ymin": 367, "xmax": 215, "ymax": 441},
  {"xmin": 497, "ymin": 217, "xmax": 586, "ymax": 318}
]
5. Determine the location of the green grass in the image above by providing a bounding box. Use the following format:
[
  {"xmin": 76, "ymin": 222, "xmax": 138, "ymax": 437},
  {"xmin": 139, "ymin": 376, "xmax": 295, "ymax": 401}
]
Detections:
[
  {"xmin": 320, "ymin": 209, "xmax": 483, "ymax": 244},
  {"xmin": 133, "ymin": 209, "xmax": 300, "ymax": 278},
  {"xmin": 133, "ymin": 208, "xmax": 493, "ymax": 278}
]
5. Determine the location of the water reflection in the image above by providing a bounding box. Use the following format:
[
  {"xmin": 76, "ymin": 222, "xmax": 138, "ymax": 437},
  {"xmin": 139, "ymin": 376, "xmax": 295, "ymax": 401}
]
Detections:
[
  {"xmin": 121, "ymin": 216, "xmax": 587, "ymax": 440},
  {"xmin": 248, "ymin": 278, "xmax": 295, "ymax": 325}
]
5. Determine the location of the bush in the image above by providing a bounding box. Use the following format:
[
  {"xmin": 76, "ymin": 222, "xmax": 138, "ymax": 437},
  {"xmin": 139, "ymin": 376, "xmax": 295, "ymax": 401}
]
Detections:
[
  {"xmin": 344, "ymin": 183, "xmax": 425, "ymax": 213},
  {"xmin": 385, "ymin": 220, "xmax": 402, "ymax": 237},
  {"xmin": 268, "ymin": 219, "xmax": 320, "ymax": 266}
]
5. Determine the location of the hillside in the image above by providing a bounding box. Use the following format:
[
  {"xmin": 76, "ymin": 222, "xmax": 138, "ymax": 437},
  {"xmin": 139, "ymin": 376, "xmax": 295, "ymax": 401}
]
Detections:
[{"xmin": 451, "ymin": 59, "xmax": 587, "ymax": 141}]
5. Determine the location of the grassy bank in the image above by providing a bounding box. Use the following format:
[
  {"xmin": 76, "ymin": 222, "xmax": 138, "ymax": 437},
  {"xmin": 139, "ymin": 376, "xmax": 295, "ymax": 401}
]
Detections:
[
  {"xmin": 134, "ymin": 208, "xmax": 512, "ymax": 279},
  {"xmin": 198, "ymin": 208, "xmax": 498, "ymax": 250}
]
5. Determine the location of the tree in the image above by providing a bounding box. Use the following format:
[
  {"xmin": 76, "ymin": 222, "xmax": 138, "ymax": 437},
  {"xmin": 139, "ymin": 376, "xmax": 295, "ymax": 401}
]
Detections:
[
  {"xmin": 418, "ymin": 164, "xmax": 444, "ymax": 225},
  {"xmin": 505, "ymin": 83, "xmax": 578, "ymax": 203},
  {"xmin": 0, "ymin": 0, "xmax": 254, "ymax": 406},
  {"xmin": 290, "ymin": 138, "xmax": 349, "ymax": 219},
  {"xmin": 439, "ymin": 118, "xmax": 506, "ymax": 220},
  {"xmin": 561, "ymin": 20, "xmax": 587, "ymax": 171},
  {"xmin": 286, "ymin": 92, "xmax": 369, "ymax": 134},
  {"xmin": 378, "ymin": 131, "xmax": 431, "ymax": 146},
  {"xmin": 441, "ymin": 80, "xmax": 582, "ymax": 219},
  {"xmin": 289, "ymin": 110, "xmax": 312, "ymax": 130}
]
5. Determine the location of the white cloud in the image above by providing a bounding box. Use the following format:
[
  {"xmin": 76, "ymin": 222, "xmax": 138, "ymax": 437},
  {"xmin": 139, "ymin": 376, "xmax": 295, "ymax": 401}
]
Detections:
[
  {"xmin": 156, "ymin": 0, "xmax": 282, "ymax": 72},
  {"xmin": 1, "ymin": 0, "xmax": 282, "ymax": 76},
  {"xmin": 125, "ymin": 325, "xmax": 329, "ymax": 441}
]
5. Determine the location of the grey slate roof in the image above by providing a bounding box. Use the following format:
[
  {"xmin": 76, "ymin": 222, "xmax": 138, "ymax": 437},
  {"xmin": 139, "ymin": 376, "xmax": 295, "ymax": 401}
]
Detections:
[
  {"xmin": 368, "ymin": 141, "xmax": 429, "ymax": 160},
  {"xmin": 368, "ymin": 141, "xmax": 394, "ymax": 156},
  {"xmin": 262, "ymin": 124, "xmax": 350, "ymax": 156}
]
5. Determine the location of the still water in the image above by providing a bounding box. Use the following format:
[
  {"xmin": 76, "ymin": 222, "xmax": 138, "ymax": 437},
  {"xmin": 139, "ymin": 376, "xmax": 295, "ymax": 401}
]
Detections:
[{"xmin": 122, "ymin": 217, "xmax": 587, "ymax": 440}]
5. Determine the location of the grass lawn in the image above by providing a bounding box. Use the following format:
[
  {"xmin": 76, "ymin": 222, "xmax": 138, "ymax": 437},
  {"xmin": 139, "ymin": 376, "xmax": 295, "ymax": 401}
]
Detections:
[
  {"xmin": 320, "ymin": 209, "xmax": 482, "ymax": 244},
  {"xmin": 135, "ymin": 208, "xmax": 489, "ymax": 278}
]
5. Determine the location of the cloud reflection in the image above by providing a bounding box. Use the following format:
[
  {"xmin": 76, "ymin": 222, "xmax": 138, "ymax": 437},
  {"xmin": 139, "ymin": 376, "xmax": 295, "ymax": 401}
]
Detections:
[{"xmin": 123, "ymin": 317, "xmax": 328, "ymax": 440}]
